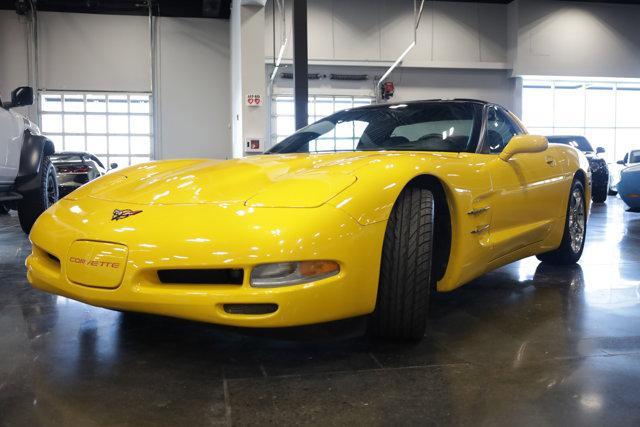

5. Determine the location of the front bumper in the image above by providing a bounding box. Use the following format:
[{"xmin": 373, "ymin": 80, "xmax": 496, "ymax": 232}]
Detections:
[{"xmin": 26, "ymin": 199, "xmax": 386, "ymax": 327}]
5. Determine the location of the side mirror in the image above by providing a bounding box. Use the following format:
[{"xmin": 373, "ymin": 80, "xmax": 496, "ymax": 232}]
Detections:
[
  {"xmin": 617, "ymin": 160, "xmax": 626, "ymax": 165},
  {"xmin": 596, "ymin": 147, "xmax": 605, "ymax": 154},
  {"xmin": 7, "ymin": 86, "xmax": 34, "ymax": 108},
  {"xmin": 499, "ymin": 135, "xmax": 548, "ymax": 162},
  {"xmin": 110, "ymin": 163, "xmax": 118, "ymax": 170}
]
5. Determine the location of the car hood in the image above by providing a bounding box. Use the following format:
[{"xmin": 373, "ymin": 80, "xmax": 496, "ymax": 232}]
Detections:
[
  {"xmin": 622, "ymin": 163, "xmax": 640, "ymax": 175},
  {"xmin": 65, "ymin": 152, "xmax": 391, "ymax": 207}
]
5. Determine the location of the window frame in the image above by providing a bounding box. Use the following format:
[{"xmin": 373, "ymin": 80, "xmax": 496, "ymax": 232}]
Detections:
[
  {"xmin": 270, "ymin": 94, "xmax": 374, "ymax": 148},
  {"xmin": 476, "ymin": 104, "xmax": 525, "ymax": 155},
  {"xmin": 522, "ymin": 79, "xmax": 640, "ymax": 163},
  {"xmin": 38, "ymin": 90, "xmax": 153, "ymax": 168}
]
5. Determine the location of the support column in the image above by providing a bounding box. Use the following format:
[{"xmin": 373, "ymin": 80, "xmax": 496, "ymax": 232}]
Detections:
[
  {"xmin": 292, "ymin": 0, "xmax": 308, "ymax": 130},
  {"xmin": 231, "ymin": 0, "xmax": 267, "ymax": 158}
]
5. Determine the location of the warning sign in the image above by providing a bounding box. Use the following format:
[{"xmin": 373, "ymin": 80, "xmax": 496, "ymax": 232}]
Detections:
[{"xmin": 246, "ymin": 94, "xmax": 262, "ymax": 107}]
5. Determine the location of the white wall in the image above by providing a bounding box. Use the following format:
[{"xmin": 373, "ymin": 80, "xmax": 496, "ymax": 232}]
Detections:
[
  {"xmin": 0, "ymin": 10, "xmax": 232, "ymax": 159},
  {"xmin": 38, "ymin": 12, "xmax": 151, "ymax": 92},
  {"xmin": 266, "ymin": 0, "xmax": 640, "ymax": 79},
  {"xmin": 156, "ymin": 17, "xmax": 231, "ymax": 159},
  {"xmin": 0, "ymin": 11, "xmax": 30, "ymax": 111},
  {"xmin": 265, "ymin": 0, "xmax": 509, "ymax": 69},
  {"xmin": 272, "ymin": 65, "xmax": 518, "ymax": 111},
  {"xmin": 511, "ymin": 0, "xmax": 640, "ymax": 79},
  {"xmin": 231, "ymin": 4, "xmax": 267, "ymax": 158}
]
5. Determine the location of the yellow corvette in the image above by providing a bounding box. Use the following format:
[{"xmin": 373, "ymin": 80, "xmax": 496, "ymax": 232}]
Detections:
[{"xmin": 26, "ymin": 100, "xmax": 590, "ymax": 340}]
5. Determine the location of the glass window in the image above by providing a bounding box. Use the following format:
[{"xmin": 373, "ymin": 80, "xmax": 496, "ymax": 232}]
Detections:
[
  {"xmin": 522, "ymin": 82, "xmax": 553, "ymax": 128},
  {"xmin": 615, "ymin": 84, "xmax": 640, "ymax": 127},
  {"xmin": 522, "ymin": 79, "xmax": 640, "ymax": 166},
  {"xmin": 546, "ymin": 136, "xmax": 593, "ymax": 152},
  {"xmin": 616, "ymin": 128, "xmax": 640, "ymax": 162},
  {"xmin": 41, "ymin": 94, "xmax": 62, "ymax": 112},
  {"xmin": 484, "ymin": 107, "xmax": 521, "ymax": 154},
  {"xmin": 40, "ymin": 91, "xmax": 152, "ymax": 166},
  {"xmin": 585, "ymin": 85, "xmax": 615, "ymax": 127},
  {"xmin": 269, "ymin": 102, "xmax": 481, "ymax": 154},
  {"xmin": 554, "ymin": 83, "xmax": 585, "ymax": 127},
  {"xmin": 271, "ymin": 95, "xmax": 373, "ymax": 146}
]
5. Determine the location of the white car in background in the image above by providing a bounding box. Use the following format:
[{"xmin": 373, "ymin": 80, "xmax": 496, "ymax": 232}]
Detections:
[
  {"xmin": 0, "ymin": 86, "xmax": 59, "ymax": 233},
  {"xmin": 609, "ymin": 149, "xmax": 640, "ymax": 195}
]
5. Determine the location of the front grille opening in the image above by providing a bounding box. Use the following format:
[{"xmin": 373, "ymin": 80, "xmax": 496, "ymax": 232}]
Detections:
[
  {"xmin": 157, "ymin": 269, "xmax": 244, "ymax": 285},
  {"xmin": 223, "ymin": 303, "xmax": 278, "ymax": 315}
]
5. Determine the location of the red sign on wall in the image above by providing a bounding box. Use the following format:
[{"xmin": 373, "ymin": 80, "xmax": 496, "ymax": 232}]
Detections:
[{"xmin": 246, "ymin": 94, "xmax": 262, "ymax": 107}]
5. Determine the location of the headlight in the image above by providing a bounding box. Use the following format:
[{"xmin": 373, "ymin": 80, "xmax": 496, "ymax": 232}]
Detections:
[{"xmin": 250, "ymin": 261, "xmax": 340, "ymax": 287}]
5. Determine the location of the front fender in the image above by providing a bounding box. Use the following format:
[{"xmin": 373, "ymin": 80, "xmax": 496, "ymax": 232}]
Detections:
[
  {"xmin": 325, "ymin": 152, "xmax": 495, "ymax": 293},
  {"xmin": 14, "ymin": 131, "xmax": 55, "ymax": 193}
]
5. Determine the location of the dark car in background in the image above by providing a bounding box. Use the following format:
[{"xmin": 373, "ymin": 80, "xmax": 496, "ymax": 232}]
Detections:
[
  {"xmin": 51, "ymin": 152, "xmax": 114, "ymax": 197},
  {"xmin": 547, "ymin": 135, "xmax": 609, "ymax": 203}
]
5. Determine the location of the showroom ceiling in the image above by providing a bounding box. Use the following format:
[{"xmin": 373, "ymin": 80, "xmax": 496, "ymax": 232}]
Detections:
[
  {"xmin": 1, "ymin": 0, "xmax": 639, "ymax": 18},
  {"xmin": 0, "ymin": 0, "xmax": 232, "ymax": 18}
]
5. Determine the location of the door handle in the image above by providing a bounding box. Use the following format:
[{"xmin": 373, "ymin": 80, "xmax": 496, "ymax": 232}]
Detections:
[{"xmin": 545, "ymin": 156, "xmax": 556, "ymax": 166}]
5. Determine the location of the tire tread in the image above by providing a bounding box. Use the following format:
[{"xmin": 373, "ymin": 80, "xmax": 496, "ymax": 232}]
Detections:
[{"xmin": 370, "ymin": 186, "xmax": 434, "ymax": 340}]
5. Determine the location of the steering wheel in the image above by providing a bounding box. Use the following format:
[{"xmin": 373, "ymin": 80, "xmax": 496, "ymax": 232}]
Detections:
[{"xmin": 416, "ymin": 133, "xmax": 444, "ymax": 142}]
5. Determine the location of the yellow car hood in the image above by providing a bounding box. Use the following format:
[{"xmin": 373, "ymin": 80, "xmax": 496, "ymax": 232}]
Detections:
[{"xmin": 66, "ymin": 152, "xmax": 382, "ymax": 207}]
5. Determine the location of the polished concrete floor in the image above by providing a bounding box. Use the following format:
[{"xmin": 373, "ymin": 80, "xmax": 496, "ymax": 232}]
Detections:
[{"xmin": 1, "ymin": 197, "xmax": 639, "ymax": 426}]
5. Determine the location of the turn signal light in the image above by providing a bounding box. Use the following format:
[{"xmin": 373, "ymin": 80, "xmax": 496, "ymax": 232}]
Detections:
[{"xmin": 250, "ymin": 261, "xmax": 339, "ymax": 287}]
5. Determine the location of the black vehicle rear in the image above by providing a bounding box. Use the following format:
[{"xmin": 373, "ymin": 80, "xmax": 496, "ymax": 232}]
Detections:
[
  {"xmin": 51, "ymin": 152, "xmax": 107, "ymax": 197},
  {"xmin": 547, "ymin": 135, "xmax": 609, "ymax": 203}
]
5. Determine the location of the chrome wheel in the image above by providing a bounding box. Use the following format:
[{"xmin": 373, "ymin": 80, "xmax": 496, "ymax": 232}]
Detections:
[{"xmin": 568, "ymin": 187, "xmax": 585, "ymax": 253}]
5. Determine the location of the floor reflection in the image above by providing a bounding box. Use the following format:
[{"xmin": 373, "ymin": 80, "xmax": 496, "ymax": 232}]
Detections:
[{"xmin": 1, "ymin": 197, "xmax": 640, "ymax": 425}]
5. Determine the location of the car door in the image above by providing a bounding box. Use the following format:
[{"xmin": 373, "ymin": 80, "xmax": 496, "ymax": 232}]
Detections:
[
  {"xmin": 0, "ymin": 106, "xmax": 22, "ymax": 186},
  {"xmin": 480, "ymin": 106, "xmax": 564, "ymax": 260}
]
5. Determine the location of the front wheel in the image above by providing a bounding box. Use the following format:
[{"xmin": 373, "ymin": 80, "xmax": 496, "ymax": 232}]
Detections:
[
  {"xmin": 536, "ymin": 179, "xmax": 586, "ymax": 265},
  {"xmin": 369, "ymin": 186, "xmax": 434, "ymax": 341},
  {"xmin": 18, "ymin": 156, "xmax": 59, "ymax": 234}
]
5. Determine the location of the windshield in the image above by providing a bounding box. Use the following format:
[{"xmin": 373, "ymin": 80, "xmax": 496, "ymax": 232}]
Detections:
[
  {"xmin": 547, "ymin": 136, "xmax": 593, "ymax": 152},
  {"xmin": 268, "ymin": 103, "xmax": 482, "ymax": 154},
  {"xmin": 51, "ymin": 155, "xmax": 83, "ymax": 163}
]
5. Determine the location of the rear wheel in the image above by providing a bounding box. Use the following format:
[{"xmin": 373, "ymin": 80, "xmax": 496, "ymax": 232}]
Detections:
[
  {"xmin": 537, "ymin": 179, "xmax": 586, "ymax": 265},
  {"xmin": 0, "ymin": 204, "xmax": 8, "ymax": 215},
  {"xmin": 369, "ymin": 186, "xmax": 434, "ymax": 340},
  {"xmin": 592, "ymin": 184, "xmax": 607, "ymax": 203},
  {"xmin": 18, "ymin": 156, "xmax": 59, "ymax": 234}
]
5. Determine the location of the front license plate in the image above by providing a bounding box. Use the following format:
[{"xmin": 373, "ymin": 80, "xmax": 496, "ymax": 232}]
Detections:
[{"xmin": 66, "ymin": 241, "xmax": 128, "ymax": 289}]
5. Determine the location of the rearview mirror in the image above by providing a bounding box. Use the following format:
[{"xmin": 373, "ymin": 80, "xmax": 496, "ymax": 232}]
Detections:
[
  {"xmin": 110, "ymin": 163, "xmax": 118, "ymax": 170},
  {"xmin": 596, "ymin": 147, "xmax": 605, "ymax": 154},
  {"xmin": 7, "ymin": 86, "xmax": 34, "ymax": 108},
  {"xmin": 617, "ymin": 160, "xmax": 626, "ymax": 165},
  {"xmin": 499, "ymin": 135, "xmax": 548, "ymax": 162}
]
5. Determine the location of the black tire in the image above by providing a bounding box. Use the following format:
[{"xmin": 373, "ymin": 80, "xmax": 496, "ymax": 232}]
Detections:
[
  {"xmin": 369, "ymin": 186, "xmax": 434, "ymax": 340},
  {"xmin": 0, "ymin": 204, "xmax": 8, "ymax": 215},
  {"xmin": 592, "ymin": 184, "xmax": 607, "ymax": 203},
  {"xmin": 17, "ymin": 156, "xmax": 59, "ymax": 234},
  {"xmin": 536, "ymin": 179, "xmax": 586, "ymax": 265}
]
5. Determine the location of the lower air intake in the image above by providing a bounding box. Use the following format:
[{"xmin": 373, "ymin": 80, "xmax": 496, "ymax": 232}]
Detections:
[
  {"xmin": 157, "ymin": 269, "xmax": 244, "ymax": 285},
  {"xmin": 223, "ymin": 304, "xmax": 278, "ymax": 315}
]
